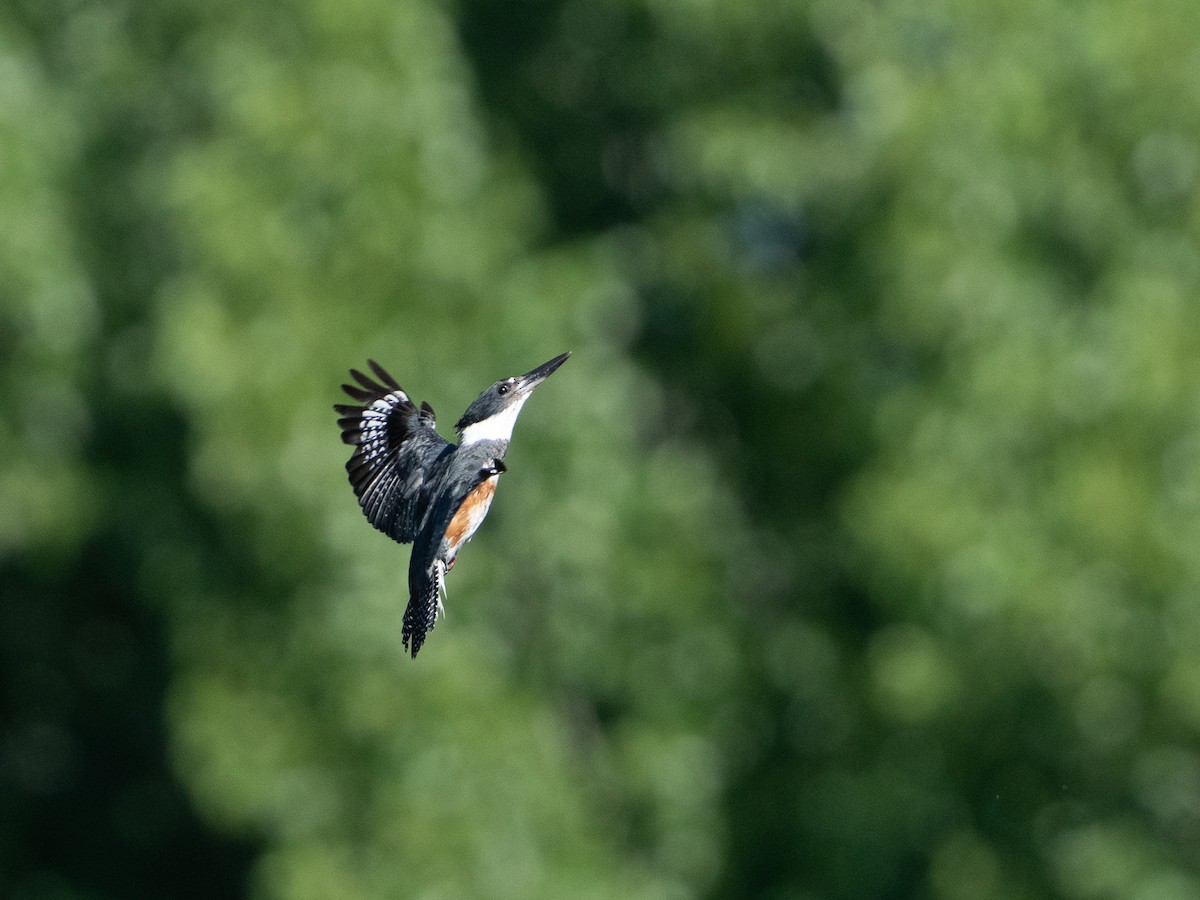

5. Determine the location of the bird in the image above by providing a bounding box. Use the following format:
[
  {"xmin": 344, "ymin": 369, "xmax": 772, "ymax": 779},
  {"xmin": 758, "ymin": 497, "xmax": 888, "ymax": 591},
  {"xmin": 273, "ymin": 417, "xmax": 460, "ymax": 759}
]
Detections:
[{"xmin": 335, "ymin": 352, "xmax": 570, "ymax": 657}]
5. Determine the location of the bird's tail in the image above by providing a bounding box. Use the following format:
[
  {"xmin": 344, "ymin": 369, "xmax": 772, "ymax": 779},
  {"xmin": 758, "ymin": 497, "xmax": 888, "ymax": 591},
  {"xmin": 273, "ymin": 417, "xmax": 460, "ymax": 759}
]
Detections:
[{"xmin": 402, "ymin": 560, "xmax": 445, "ymax": 658}]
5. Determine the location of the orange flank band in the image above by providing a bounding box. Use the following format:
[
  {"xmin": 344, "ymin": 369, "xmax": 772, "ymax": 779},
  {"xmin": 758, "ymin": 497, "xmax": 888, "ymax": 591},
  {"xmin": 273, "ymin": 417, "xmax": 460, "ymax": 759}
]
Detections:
[{"xmin": 445, "ymin": 476, "xmax": 498, "ymax": 553}]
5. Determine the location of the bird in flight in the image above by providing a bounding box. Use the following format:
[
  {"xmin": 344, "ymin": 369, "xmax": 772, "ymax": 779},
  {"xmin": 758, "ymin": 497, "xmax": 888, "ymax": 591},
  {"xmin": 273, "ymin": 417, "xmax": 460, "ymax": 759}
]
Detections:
[{"xmin": 335, "ymin": 352, "xmax": 570, "ymax": 656}]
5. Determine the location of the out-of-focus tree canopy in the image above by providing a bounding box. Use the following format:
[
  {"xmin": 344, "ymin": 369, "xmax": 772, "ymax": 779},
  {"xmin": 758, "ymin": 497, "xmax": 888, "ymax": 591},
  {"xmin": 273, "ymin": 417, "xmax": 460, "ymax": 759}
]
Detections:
[{"xmin": 4, "ymin": 0, "xmax": 1200, "ymax": 898}]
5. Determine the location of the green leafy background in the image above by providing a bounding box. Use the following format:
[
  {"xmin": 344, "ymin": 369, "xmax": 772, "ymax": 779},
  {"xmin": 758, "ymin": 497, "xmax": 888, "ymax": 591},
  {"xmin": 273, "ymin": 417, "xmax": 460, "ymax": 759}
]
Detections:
[{"xmin": 4, "ymin": 0, "xmax": 1200, "ymax": 897}]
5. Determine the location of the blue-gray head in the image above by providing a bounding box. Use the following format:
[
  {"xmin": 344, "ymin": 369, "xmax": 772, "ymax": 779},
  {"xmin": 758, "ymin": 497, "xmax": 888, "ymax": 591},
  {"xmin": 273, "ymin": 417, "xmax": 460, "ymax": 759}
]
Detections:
[{"xmin": 455, "ymin": 352, "xmax": 571, "ymax": 445}]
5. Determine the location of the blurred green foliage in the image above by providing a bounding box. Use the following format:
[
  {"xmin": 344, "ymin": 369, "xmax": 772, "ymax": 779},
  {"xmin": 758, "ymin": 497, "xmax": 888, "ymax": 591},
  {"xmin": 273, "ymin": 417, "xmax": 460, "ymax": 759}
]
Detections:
[{"xmin": 3, "ymin": 0, "xmax": 1200, "ymax": 898}]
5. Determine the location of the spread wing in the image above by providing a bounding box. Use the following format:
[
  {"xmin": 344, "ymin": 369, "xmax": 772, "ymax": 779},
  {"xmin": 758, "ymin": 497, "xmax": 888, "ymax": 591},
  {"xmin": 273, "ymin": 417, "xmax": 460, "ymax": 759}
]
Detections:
[{"xmin": 335, "ymin": 359, "xmax": 451, "ymax": 544}]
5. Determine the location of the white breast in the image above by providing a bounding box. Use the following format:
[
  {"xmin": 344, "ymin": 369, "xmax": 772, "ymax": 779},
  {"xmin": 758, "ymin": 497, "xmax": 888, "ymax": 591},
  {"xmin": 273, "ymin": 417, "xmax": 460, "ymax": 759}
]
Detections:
[{"xmin": 458, "ymin": 394, "xmax": 530, "ymax": 445}]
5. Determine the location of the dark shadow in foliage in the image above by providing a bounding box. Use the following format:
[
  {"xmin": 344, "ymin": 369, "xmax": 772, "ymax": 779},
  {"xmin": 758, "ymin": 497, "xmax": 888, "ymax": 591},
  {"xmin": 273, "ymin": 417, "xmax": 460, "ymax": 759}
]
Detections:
[
  {"xmin": 0, "ymin": 3, "xmax": 262, "ymax": 891},
  {"xmin": 457, "ymin": 0, "xmax": 656, "ymax": 235},
  {"xmin": 0, "ymin": 399, "xmax": 260, "ymax": 900},
  {"xmin": 457, "ymin": 3, "xmax": 920, "ymax": 894},
  {"xmin": 628, "ymin": 213, "xmax": 895, "ymax": 898},
  {"xmin": 458, "ymin": 0, "xmax": 842, "ymax": 239}
]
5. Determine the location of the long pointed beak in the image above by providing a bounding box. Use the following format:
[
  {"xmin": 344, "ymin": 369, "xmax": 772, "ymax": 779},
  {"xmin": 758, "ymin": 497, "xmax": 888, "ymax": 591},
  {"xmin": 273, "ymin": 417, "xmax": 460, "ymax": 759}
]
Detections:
[{"xmin": 516, "ymin": 351, "xmax": 571, "ymax": 393}]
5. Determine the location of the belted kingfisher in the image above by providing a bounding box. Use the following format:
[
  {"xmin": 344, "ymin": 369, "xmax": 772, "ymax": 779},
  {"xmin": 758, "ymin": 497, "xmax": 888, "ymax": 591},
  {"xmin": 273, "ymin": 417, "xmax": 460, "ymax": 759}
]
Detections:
[{"xmin": 335, "ymin": 352, "xmax": 570, "ymax": 657}]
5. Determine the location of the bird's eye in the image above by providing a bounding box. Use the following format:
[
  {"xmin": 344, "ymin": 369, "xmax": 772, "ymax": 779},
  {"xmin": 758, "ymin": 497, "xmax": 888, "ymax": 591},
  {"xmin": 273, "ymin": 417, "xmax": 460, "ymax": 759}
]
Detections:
[{"xmin": 497, "ymin": 383, "xmax": 509, "ymax": 396}]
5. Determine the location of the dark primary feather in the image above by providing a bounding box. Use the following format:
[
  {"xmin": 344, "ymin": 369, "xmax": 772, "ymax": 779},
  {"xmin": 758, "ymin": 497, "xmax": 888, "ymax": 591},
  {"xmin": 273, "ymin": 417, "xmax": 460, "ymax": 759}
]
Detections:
[{"xmin": 334, "ymin": 359, "xmax": 451, "ymax": 544}]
